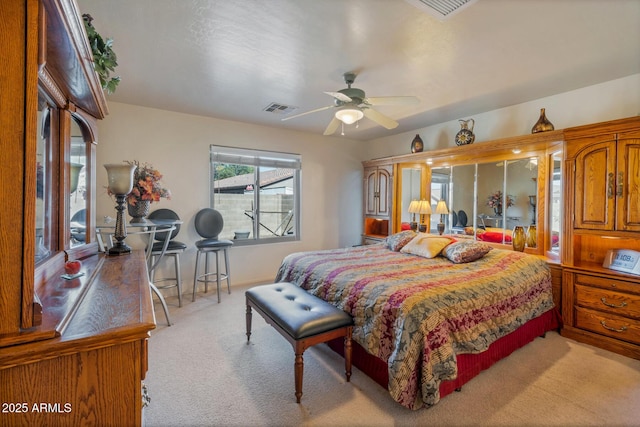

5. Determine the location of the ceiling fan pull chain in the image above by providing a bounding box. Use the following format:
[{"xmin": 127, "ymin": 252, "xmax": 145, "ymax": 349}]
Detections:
[{"xmin": 341, "ymin": 122, "xmax": 345, "ymax": 136}]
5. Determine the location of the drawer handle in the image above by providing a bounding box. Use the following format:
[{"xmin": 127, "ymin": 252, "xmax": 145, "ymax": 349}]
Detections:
[
  {"xmin": 600, "ymin": 297, "xmax": 627, "ymax": 308},
  {"xmin": 600, "ymin": 320, "xmax": 628, "ymax": 333}
]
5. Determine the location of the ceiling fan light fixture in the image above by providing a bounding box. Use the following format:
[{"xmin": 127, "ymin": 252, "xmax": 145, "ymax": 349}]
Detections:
[{"xmin": 335, "ymin": 108, "xmax": 364, "ymax": 125}]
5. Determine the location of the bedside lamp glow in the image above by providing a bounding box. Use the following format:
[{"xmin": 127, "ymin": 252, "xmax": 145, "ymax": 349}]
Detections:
[
  {"xmin": 418, "ymin": 200, "xmax": 432, "ymax": 233},
  {"xmin": 408, "ymin": 200, "xmax": 420, "ymax": 231}
]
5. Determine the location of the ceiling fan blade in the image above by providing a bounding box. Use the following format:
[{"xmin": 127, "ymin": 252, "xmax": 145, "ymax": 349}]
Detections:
[
  {"xmin": 281, "ymin": 105, "xmax": 334, "ymax": 121},
  {"xmin": 323, "ymin": 117, "xmax": 341, "ymax": 135},
  {"xmin": 324, "ymin": 91, "xmax": 352, "ymax": 103},
  {"xmin": 364, "ymin": 96, "xmax": 419, "ymax": 106},
  {"xmin": 363, "ymin": 108, "xmax": 398, "ymax": 130}
]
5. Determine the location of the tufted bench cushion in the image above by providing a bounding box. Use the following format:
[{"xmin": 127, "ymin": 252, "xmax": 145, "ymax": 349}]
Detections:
[{"xmin": 245, "ymin": 282, "xmax": 354, "ymax": 403}]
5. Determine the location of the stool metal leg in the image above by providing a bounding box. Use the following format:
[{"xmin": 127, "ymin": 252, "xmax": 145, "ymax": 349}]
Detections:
[
  {"xmin": 215, "ymin": 250, "xmax": 221, "ymax": 303},
  {"xmin": 175, "ymin": 253, "xmax": 183, "ymax": 307},
  {"xmin": 193, "ymin": 250, "xmax": 201, "ymax": 302},
  {"xmin": 223, "ymin": 247, "xmax": 231, "ymax": 295}
]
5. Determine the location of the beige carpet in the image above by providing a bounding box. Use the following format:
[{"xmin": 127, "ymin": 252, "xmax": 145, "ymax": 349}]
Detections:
[{"xmin": 144, "ymin": 283, "xmax": 640, "ymax": 427}]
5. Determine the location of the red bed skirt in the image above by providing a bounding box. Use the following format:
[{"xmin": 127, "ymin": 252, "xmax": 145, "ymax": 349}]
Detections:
[{"xmin": 327, "ymin": 308, "xmax": 562, "ymax": 403}]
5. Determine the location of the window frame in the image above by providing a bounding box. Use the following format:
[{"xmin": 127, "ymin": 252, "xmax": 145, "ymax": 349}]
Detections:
[{"xmin": 209, "ymin": 145, "xmax": 301, "ymax": 245}]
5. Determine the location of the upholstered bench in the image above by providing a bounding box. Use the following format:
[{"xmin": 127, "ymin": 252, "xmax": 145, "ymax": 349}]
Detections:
[{"xmin": 245, "ymin": 282, "xmax": 354, "ymax": 403}]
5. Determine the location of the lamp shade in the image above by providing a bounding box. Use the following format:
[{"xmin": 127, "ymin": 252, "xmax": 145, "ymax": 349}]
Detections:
[
  {"xmin": 335, "ymin": 108, "xmax": 364, "ymax": 125},
  {"xmin": 418, "ymin": 200, "xmax": 432, "ymax": 215},
  {"xmin": 435, "ymin": 200, "xmax": 449, "ymax": 215},
  {"xmin": 70, "ymin": 163, "xmax": 83, "ymax": 194},
  {"xmin": 104, "ymin": 163, "xmax": 136, "ymax": 195},
  {"xmin": 408, "ymin": 200, "xmax": 421, "ymax": 214}
]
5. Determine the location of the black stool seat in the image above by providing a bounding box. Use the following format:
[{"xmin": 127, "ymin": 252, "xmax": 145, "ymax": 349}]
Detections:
[
  {"xmin": 195, "ymin": 239, "xmax": 233, "ymax": 250},
  {"xmin": 151, "ymin": 240, "xmax": 187, "ymax": 252},
  {"xmin": 245, "ymin": 282, "xmax": 354, "ymax": 403}
]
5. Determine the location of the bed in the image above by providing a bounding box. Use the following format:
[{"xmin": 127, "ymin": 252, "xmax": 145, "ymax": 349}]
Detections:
[{"xmin": 274, "ymin": 232, "xmax": 560, "ymax": 409}]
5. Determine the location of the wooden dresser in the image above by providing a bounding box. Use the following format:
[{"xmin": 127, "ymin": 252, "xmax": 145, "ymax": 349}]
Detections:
[
  {"xmin": 1, "ymin": 1, "xmax": 156, "ymax": 425},
  {"xmin": 561, "ymin": 116, "xmax": 640, "ymax": 359}
]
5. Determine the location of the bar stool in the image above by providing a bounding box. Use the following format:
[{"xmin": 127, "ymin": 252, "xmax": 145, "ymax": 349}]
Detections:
[
  {"xmin": 192, "ymin": 208, "xmax": 233, "ymax": 303},
  {"xmin": 148, "ymin": 209, "xmax": 187, "ymax": 307}
]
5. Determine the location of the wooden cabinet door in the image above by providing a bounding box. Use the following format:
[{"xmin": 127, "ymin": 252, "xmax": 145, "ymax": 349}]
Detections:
[
  {"xmin": 363, "ymin": 165, "xmax": 392, "ymax": 217},
  {"xmin": 364, "ymin": 167, "xmax": 378, "ymax": 216},
  {"xmin": 574, "ymin": 138, "xmax": 616, "ymax": 230},
  {"xmin": 376, "ymin": 165, "xmax": 392, "ymax": 217},
  {"xmin": 616, "ymin": 132, "xmax": 640, "ymax": 231}
]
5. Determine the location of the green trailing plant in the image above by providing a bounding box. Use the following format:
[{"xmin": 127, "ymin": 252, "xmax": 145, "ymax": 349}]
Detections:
[{"xmin": 82, "ymin": 14, "xmax": 120, "ymax": 94}]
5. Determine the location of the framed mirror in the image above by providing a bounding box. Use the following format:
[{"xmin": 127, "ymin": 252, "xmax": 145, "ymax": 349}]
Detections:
[
  {"xmin": 69, "ymin": 118, "xmax": 88, "ymax": 247},
  {"xmin": 449, "ymin": 164, "xmax": 476, "ymax": 235},
  {"xmin": 549, "ymin": 151, "xmax": 562, "ymax": 257},
  {"xmin": 395, "ymin": 163, "xmax": 428, "ymax": 232},
  {"xmin": 36, "ymin": 96, "xmax": 53, "ymax": 263}
]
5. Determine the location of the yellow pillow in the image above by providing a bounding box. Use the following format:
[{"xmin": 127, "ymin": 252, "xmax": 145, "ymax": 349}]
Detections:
[{"xmin": 400, "ymin": 234, "xmax": 456, "ymax": 258}]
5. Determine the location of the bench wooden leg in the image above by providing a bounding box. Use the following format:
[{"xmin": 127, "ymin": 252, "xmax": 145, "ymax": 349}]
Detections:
[
  {"xmin": 245, "ymin": 303, "xmax": 252, "ymax": 343},
  {"xmin": 294, "ymin": 349, "xmax": 304, "ymax": 403},
  {"xmin": 344, "ymin": 327, "xmax": 352, "ymax": 382}
]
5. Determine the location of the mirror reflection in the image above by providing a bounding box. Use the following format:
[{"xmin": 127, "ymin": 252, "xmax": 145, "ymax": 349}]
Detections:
[
  {"xmin": 36, "ymin": 98, "xmax": 51, "ymax": 262},
  {"xmin": 69, "ymin": 118, "xmax": 87, "ymax": 247},
  {"xmin": 400, "ymin": 166, "xmax": 422, "ymax": 226},
  {"xmin": 550, "ymin": 152, "xmax": 562, "ymax": 253},
  {"xmin": 449, "ymin": 164, "xmax": 475, "ymax": 234},
  {"xmin": 430, "ymin": 167, "xmax": 451, "ymax": 234}
]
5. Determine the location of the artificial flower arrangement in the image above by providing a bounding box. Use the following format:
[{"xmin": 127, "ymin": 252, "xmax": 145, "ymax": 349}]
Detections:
[
  {"xmin": 124, "ymin": 160, "xmax": 171, "ymax": 206},
  {"xmin": 486, "ymin": 190, "xmax": 514, "ymax": 209}
]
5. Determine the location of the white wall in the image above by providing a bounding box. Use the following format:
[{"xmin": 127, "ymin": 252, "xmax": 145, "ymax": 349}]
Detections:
[
  {"xmin": 367, "ymin": 74, "xmax": 640, "ymax": 157},
  {"xmin": 96, "ymin": 103, "xmax": 367, "ymax": 288}
]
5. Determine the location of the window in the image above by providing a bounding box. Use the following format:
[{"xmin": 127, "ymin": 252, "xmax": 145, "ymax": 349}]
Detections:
[{"xmin": 210, "ymin": 145, "xmax": 301, "ymax": 244}]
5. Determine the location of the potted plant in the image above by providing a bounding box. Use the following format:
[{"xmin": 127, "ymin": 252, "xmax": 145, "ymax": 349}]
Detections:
[{"xmin": 83, "ymin": 14, "xmax": 120, "ymax": 94}]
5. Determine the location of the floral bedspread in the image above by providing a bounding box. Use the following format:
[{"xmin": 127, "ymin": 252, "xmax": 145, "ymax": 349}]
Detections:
[{"xmin": 275, "ymin": 243, "xmax": 554, "ymax": 409}]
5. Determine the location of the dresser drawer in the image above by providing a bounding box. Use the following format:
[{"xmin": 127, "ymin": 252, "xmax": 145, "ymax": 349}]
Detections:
[
  {"xmin": 575, "ymin": 306, "xmax": 640, "ymax": 345},
  {"xmin": 575, "ymin": 284, "xmax": 640, "ymax": 319},
  {"xmin": 574, "ymin": 273, "xmax": 640, "ymax": 295}
]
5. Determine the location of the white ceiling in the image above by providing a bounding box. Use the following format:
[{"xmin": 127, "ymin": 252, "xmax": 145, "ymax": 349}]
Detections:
[{"xmin": 76, "ymin": 0, "xmax": 640, "ymax": 141}]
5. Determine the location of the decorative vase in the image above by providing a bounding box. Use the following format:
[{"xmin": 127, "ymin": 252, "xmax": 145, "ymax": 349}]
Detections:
[
  {"xmin": 531, "ymin": 108, "xmax": 554, "ymax": 133},
  {"xmin": 512, "ymin": 226, "xmax": 526, "ymax": 252},
  {"xmin": 526, "ymin": 224, "xmax": 537, "ymax": 248},
  {"xmin": 411, "ymin": 134, "xmax": 424, "ymax": 153},
  {"xmin": 493, "ymin": 205, "xmax": 502, "ymax": 216},
  {"xmin": 455, "ymin": 119, "xmax": 475, "ymax": 146},
  {"xmin": 128, "ymin": 200, "xmax": 150, "ymax": 224}
]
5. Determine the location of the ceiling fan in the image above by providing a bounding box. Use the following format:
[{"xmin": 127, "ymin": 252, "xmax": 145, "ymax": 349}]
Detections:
[{"xmin": 282, "ymin": 72, "xmax": 419, "ymax": 135}]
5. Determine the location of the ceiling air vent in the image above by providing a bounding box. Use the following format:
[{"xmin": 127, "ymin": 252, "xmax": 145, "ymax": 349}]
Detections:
[
  {"xmin": 263, "ymin": 102, "xmax": 297, "ymax": 115},
  {"xmin": 404, "ymin": 0, "xmax": 478, "ymax": 20}
]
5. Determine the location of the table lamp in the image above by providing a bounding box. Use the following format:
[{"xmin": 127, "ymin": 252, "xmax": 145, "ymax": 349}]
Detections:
[
  {"xmin": 104, "ymin": 163, "xmax": 136, "ymax": 255},
  {"xmin": 435, "ymin": 200, "xmax": 449, "ymax": 235},
  {"xmin": 408, "ymin": 200, "xmax": 420, "ymax": 231},
  {"xmin": 418, "ymin": 200, "xmax": 432, "ymax": 233}
]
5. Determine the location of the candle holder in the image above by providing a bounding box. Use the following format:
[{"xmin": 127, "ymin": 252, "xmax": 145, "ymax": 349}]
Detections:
[{"xmin": 104, "ymin": 163, "xmax": 136, "ymax": 255}]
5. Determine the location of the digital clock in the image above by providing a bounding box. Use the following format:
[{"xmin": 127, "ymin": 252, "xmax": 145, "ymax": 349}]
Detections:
[{"xmin": 602, "ymin": 249, "xmax": 640, "ymax": 275}]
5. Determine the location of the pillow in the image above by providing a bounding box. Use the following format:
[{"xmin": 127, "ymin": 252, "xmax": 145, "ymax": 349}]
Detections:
[
  {"xmin": 400, "ymin": 234, "xmax": 455, "ymax": 258},
  {"xmin": 386, "ymin": 230, "xmax": 417, "ymax": 251},
  {"xmin": 443, "ymin": 240, "xmax": 493, "ymax": 263}
]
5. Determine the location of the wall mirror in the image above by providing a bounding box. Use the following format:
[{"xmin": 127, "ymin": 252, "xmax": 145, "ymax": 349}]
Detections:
[
  {"xmin": 395, "ymin": 163, "xmax": 428, "ymax": 231},
  {"xmin": 430, "ymin": 166, "xmax": 451, "ymax": 233},
  {"xmin": 549, "ymin": 152, "xmax": 562, "ymax": 256},
  {"xmin": 36, "ymin": 95, "xmax": 52, "ymax": 263},
  {"xmin": 450, "ymin": 164, "xmax": 476, "ymax": 234},
  {"xmin": 69, "ymin": 118, "xmax": 88, "ymax": 247}
]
